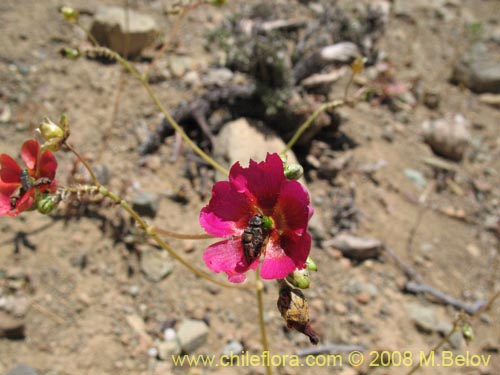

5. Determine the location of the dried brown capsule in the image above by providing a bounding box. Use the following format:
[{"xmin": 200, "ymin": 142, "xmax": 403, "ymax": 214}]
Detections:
[{"xmin": 277, "ymin": 280, "xmax": 319, "ymax": 344}]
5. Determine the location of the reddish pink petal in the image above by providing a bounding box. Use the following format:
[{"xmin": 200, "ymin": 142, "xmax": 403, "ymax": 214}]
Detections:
[
  {"xmin": 21, "ymin": 140, "xmax": 40, "ymax": 172},
  {"xmin": 229, "ymin": 153, "xmax": 285, "ymax": 213},
  {"xmin": 203, "ymin": 239, "xmax": 259, "ymax": 283},
  {"xmin": 273, "ymin": 180, "xmax": 311, "ymax": 235},
  {"xmin": 0, "ymin": 154, "xmax": 22, "ymax": 183},
  {"xmin": 260, "ymin": 231, "xmax": 311, "ymax": 280},
  {"xmin": 15, "ymin": 189, "xmax": 35, "ymax": 213},
  {"xmin": 39, "ymin": 150, "xmax": 57, "ymax": 180},
  {"xmin": 200, "ymin": 181, "xmax": 256, "ymax": 237}
]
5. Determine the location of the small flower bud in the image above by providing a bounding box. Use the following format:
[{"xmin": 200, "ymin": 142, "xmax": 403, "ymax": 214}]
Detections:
[
  {"xmin": 277, "ymin": 280, "xmax": 319, "ymax": 344},
  {"xmin": 37, "ymin": 194, "xmax": 59, "ymax": 215},
  {"xmin": 60, "ymin": 47, "xmax": 81, "ymax": 60},
  {"xmin": 284, "ymin": 163, "xmax": 304, "ymax": 180},
  {"xmin": 60, "ymin": 6, "xmax": 79, "ymax": 23},
  {"xmin": 38, "ymin": 115, "xmax": 70, "ymax": 151},
  {"xmin": 286, "ymin": 268, "xmax": 310, "ymax": 289},
  {"xmin": 351, "ymin": 56, "xmax": 366, "ymax": 75},
  {"xmin": 462, "ymin": 324, "xmax": 474, "ymax": 344},
  {"xmin": 306, "ymin": 256, "xmax": 317, "ymax": 272}
]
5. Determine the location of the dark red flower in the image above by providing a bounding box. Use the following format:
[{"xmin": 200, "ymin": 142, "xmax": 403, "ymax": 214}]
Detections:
[
  {"xmin": 199, "ymin": 153, "xmax": 313, "ymax": 283},
  {"xmin": 0, "ymin": 139, "xmax": 57, "ymax": 216}
]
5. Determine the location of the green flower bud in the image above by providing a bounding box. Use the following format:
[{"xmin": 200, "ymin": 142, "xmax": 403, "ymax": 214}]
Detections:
[
  {"xmin": 306, "ymin": 257, "xmax": 317, "ymax": 272},
  {"xmin": 286, "ymin": 268, "xmax": 310, "ymax": 289},
  {"xmin": 284, "ymin": 164, "xmax": 304, "ymax": 180},
  {"xmin": 462, "ymin": 324, "xmax": 474, "ymax": 344},
  {"xmin": 60, "ymin": 47, "xmax": 81, "ymax": 60},
  {"xmin": 37, "ymin": 195, "xmax": 59, "ymax": 215},
  {"xmin": 60, "ymin": 6, "xmax": 79, "ymax": 23},
  {"xmin": 37, "ymin": 115, "xmax": 70, "ymax": 151}
]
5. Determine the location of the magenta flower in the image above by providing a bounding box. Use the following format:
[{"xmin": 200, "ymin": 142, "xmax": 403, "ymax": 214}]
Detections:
[
  {"xmin": 0, "ymin": 139, "xmax": 57, "ymax": 216},
  {"xmin": 200, "ymin": 153, "xmax": 313, "ymax": 283}
]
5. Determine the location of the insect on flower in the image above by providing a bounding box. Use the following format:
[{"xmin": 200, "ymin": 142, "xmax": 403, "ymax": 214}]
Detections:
[
  {"xmin": 10, "ymin": 168, "xmax": 52, "ymax": 209},
  {"xmin": 241, "ymin": 214, "xmax": 265, "ymax": 265}
]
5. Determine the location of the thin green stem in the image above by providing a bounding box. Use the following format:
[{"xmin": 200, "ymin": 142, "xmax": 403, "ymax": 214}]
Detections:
[
  {"xmin": 153, "ymin": 226, "xmax": 214, "ymax": 240},
  {"xmin": 256, "ymin": 270, "xmax": 271, "ymax": 375},
  {"xmin": 65, "ymin": 141, "xmax": 99, "ymax": 186},
  {"xmin": 89, "ymin": 47, "xmax": 229, "ymax": 176},
  {"xmin": 283, "ymin": 99, "xmax": 345, "ymax": 153}
]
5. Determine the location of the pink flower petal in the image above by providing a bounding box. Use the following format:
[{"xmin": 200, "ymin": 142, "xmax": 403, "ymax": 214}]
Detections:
[
  {"xmin": 229, "ymin": 153, "xmax": 285, "ymax": 213},
  {"xmin": 273, "ymin": 180, "xmax": 311, "ymax": 235},
  {"xmin": 21, "ymin": 140, "xmax": 39, "ymax": 172},
  {"xmin": 39, "ymin": 150, "xmax": 57, "ymax": 180},
  {"xmin": 200, "ymin": 181, "xmax": 256, "ymax": 237},
  {"xmin": 0, "ymin": 154, "xmax": 22, "ymax": 183},
  {"xmin": 203, "ymin": 238, "xmax": 259, "ymax": 283},
  {"xmin": 260, "ymin": 231, "xmax": 311, "ymax": 280}
]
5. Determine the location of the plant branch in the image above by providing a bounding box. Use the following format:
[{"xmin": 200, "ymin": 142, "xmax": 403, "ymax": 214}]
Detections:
[{"xmin": 255, "ymin": 270, "xmax": 271, "ymax": 375}]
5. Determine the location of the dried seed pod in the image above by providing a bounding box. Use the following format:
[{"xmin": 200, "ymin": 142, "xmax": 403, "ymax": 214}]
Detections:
[{"xmin": 277, "ymin": 280, "xmax": 319, "ymax": 344}]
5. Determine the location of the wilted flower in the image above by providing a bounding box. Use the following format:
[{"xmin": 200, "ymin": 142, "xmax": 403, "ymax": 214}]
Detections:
[
  {"xmin": 199, "ymin": 153, "xmax": 313, "ymax": 283},
  {"xmin": 0, "ymin": 140, "xmax": 57, "ymax": 216}
]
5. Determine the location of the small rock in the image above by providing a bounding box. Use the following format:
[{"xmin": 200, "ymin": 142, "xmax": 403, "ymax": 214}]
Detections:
[
  {"xmin": 0, "ymin": 104, "xmax": 12, "ymax": 123},
  {"xmin": 320, "ymin": 42, "xmax": 360, "ymax": 63},
  {"xmin": 451, "ymin": 43, "xmax": 500, "ymax": 93},
  {"xmin": 422, "ymin": 113, "xmax": 470, "ymax": 161},
  {"xmin": 0, "ymin": 311, "xmax": 25, "ymax": 339},
  {"xmin": 324, "ymin": 233, "xmax": 382, "ymax": 260},
  {"xmin": 177, "ymin": 319, "xmax": 209, "ymax": 353},
  {"xmin": 157, "ymin": 340, "xmax": 181, "ymax": 360},
  {"xmin": 356, "ymin": 292, "xmax": 371, "ymax": 304},
  {"xmin": 132, "ymin": 192, "xmax": 160, "ymax": 218},
  {"xmin": 4, "ymin": 364, "xmax": 38, "ymax": 375},
  {"xmin": 479, "ymin": 93, "xmax": 500, "ymax": 108},
  {"xmin": 90, "ymin": 6, "xmax": 159, "ymax": 57},
  {"xmin": 144, "ymin": 155, "xmax": 162, "ymax": 172},
  {"xmin": 466, "ymin": 243, "xmax": 481, "ymax": 257},
  {"xmin": 404, "ymin": 169, "xmax": 427, "ymax": 188},
  {"xmin": 203, "ymin": 67, "xmax": 234, "ymax": 87},
  {"xmin": 140, "ymin": 249, "xmax": 174, "ymax": 282},
  {"xmin": 168, "ymin": 56, "xmax": 191, "ymax": 78},
  {"xmin": 333, "ymin": 302, "xmax": 348, "ymax": 315},
  {"xmin": 406, "ymin": 303, "xmax": 440, "ymax": 334},
  {"xmin": 183, "ymin": 70, "xmax": 201, "ymax": 87},
  {"xmin": 222, "ymin": 340, "xmax": 244, "ymax": 356}
]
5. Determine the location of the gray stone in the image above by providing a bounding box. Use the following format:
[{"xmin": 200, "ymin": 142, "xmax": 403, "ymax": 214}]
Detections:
[
  {"xmin": 222, "ymin": 340, "xmax": 244, "ymax": 356},
  {"xmin": 0, "ymin": 311, "xmax": 25, "ymax": 340},
  {"xmin": 324, "ymin": 233, "xmax": 382, "ymax": 260},
  {"xmin": 90, "ymin": 6, "xmax": 159, "ymax": 57},
  {"xmin": 140, "ymin": 249, "xmax": 174, "ymax": 282},
  {"xmin": 404, "ymin": 169, "xmax": 427, "ymax": 188},
  {"xmin": 320, "ymin": 42, "xmax": 360, "ymax": 63},
  {"xmin": 422, "ymin": 113, "xmax": 470, "ymax": 161},
  {"xmin": 406, "ymin": 303, "xmax": 440, "ymax": 334},
  {"xmin": 177, "ymin": 319, "xmax": 209, "ymax": 353},
  {"xmin": 132, "ymin": 192, "xmax": 160, "ymax": 218},
  {"xmin": 203, "ymin": 68, "xmax": 234, "ymax": 87},
  {"xmin": 451, "ymin": 43, "xmax": 500, "ymax": 93},
  {"xmin": 5, "ymin": 365, "xmax": 38, "ymax": 375},
  {"xmin": 157, "ymin": 340, "xmax": 181, "ymax": 360}
]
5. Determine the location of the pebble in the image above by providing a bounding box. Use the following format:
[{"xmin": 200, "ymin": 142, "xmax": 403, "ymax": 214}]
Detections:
[
  {"xmin": 157, "ymin": 340, "xmax": 181, "ymax": 360},
  {"xmin": 0, "ymin": 311, "xmax": 25, "ymax": 340},
  {"xmin": 404, "ymin": 169, "xmax": 427, "ymax": 188},
  {"xmin": 422, "ymin": 113, "xmax": 470, "ymax": 161},
  {"xmin": 4, "ymin": 365, "xmax": 38, "ymax": 375},
  {"xmin": 324, "ymin": 233, "xmax": 382, "ymax": 260},
  {"xmin": 203, "ymin": 67, "xmax": 234, "ymax": 86},
  {"xmin": 90, "ymin": 6, "xmax": 159, "ymax": 57},
  {"xmin": 140, "ymin": 249, "xmax": 174, "ymax": 282},
  {"xmin": 356, "ymin": 292, "xmax": 371, "ymax": 304},
  {"xmin": 406, "ymin": 303, "xmax": 441, "ymax": 334},
  {"xmin": 177, "ymin": 319, "xmax": 209, "ymax": 353},
  {"xmin": 222, "ymin": 340, "xmax": 244, "ymax": 356},
  {"xmin": 451, "ymin": 42, "xmax": 500, "ymax": 93},
  {"xmin": 132, "ymin": 192, "xmax": 160, "ymax": 218}
]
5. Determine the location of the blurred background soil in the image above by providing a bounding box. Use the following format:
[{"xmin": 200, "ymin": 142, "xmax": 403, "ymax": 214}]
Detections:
[{"xmin": 0, "ymin": 0, "xmax": 499, "ymax": 374}]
